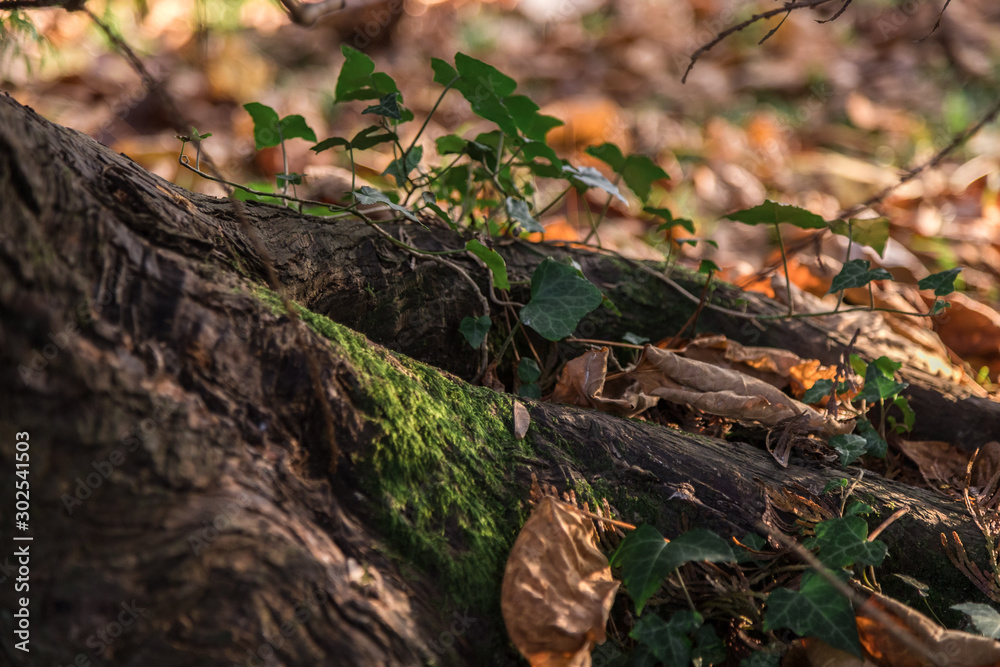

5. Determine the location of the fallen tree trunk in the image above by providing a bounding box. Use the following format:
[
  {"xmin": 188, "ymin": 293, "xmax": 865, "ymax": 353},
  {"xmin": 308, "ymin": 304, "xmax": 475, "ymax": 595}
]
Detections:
[{"xmin": 0, "ymin": 91, "xmax": 995, "ymax": 666}]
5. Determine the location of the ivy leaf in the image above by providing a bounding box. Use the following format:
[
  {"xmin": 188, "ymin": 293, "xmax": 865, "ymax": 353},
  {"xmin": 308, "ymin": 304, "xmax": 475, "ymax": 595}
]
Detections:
[
  {"xmin": 383, "ymin": 146, "xmax": 423, "ymax": 185},
  {"xmin": 243, "ymin": 102, "xmax": 282, "ymax": 149},
  {"xmin": 723, "ymin": 200, "xmax": 828, "ymax": 229},
  {"xmin": 435, "ymin": 134, "xmax": 466, "ymax": 154},
  {"xmin": 952, "ymin": 603, "xmax": 1000, "ymax": 639},
  {"xmin": 830, "ymin": 433, "xmax": 867, "ymax": 467},
  {"xmin": 362, "ymin": 92, "xmax": 402, "ymax": 120},
  {"xmin": 829, "ymin": 218, "xmax": 891, "ymax": 257},
  {"xmin": 856, "ymin": 358, "xmax": 907, "ymax": 403},
  {"xmin": 465, "ymin": 239, "xmax": 509, "ymax": 290},
  {"xmin": 350, "ymin": 126, "xmax": 398, "ymax": 150},
  {"xmin": 562, "ymin": 164, "xmax": 626, "ymax": 204},
  {"xmin": 447, "ymin": 53, "xmax": 518, "ymax": 135},
  {"xmin": 645, "ymin": 206, "xmax": 695, "ymax": 234},
  {"xmin": 855, "ymin": 418, "xmax": 887, "ymax": 458},
  {"xmin": 802, "ymin": 379, "xmax": 834, "ymax": 404},
  {"xmin": 458, "ymin": 315, "xmax": 491, "ymax": 348},
  {"xmin": 276, "ymin": 172, "xmax": 303, "ymax": 186},
  {"xmin": 611, "ymin": 526, "xmax": 734, "ymax": 615},
  {"xmin": 278, "ymin": 115, "xmax": 317, "ymax": 143},
  {"xmin": 505, "ymin": 197, "xmax": 543, "ymax": 233},
  {"xmin": 518, "ymin": 384, "xmax": 541, "ymax": 399},
  {"xmin": 621, "ymin": 156, "xmax": 668, "ymax": 201},
  {"xmin": 520, "ymin": 259, "xmax": 603, "ymax": 341},
  {"xmin": 505, "ymin": 94, "xmax": 563, "ymax": 142},
  {"xmin": 930, "ymin": 300, "xmax": 951, "ymax": 316},
  {"xmin": 918, "ymin": 267, "xmax": 963, "ymax": 296},
  {"xmin": 354, "ymin": 186, "xmax": 418, "ymax": 222},
  {"xmin": 889, "ymin": 395, "xmax": 915, "ymax": 434},
  {"xmin": 629, "ymin": 613, "xmax": 698, "ymax": 666},
  {"xmin": 420, "ymin": 192, "xmax": 455, "ymax": 229},
  {"xmin": 807, "ymin": 516, "xmax": 887, "ymax": 569},
  {"xmin": 586, "ymin": 143, "xmax": 626, "ymax": 172},
  {"xmin": 336, "ymin": 44, "xmax": 400, "ymax": 102},
  {"xmin": 827, "ymin": 259, "xmax": 893, "ymax": 294},
  {"xmin": 764, "ymin": 570, "xmax": 862, "ymax": 657},
  {"xmin": 608, "ymin": 524, "xmax": 673, "ymax": 615},
  {"xmin": 518, "ymin": 358, "xmax": 541, "ymax": 383}
]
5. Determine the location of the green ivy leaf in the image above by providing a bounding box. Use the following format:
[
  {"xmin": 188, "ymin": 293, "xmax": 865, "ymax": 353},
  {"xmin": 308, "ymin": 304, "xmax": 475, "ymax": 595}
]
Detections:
[
  {"xmin": 807, "ymin": 516, "xmax": 888, "ymax": 569},
  {"xmin": 629, "ymin": 612, "xmax": 701, "ymax": 665},
  {"xmin": 312, "ymin": 126, "xmax": 397, "ymax": 153},
  {"xmin": 845, "ymin": 501, "xmax": 873, "ymax": 516},
  {"xmin": 447, "ymin": 53, "xmax": 519, "ymax": 135},
  {"xmin": 889, "ymin": 395, "xmax": 915, "ymax": 434},
  {"xmin": 930, "ymin": 300, "xmax": 951, "ymax": 316},
  {"xmin": 336, "ymin": 44, "xmax": 400, "ymax": 102},
  {"xmin": 829, "ymin": 218, "xmax": 891, "ymax": 257},
  {"xmin": 723, "ymin": 200, "xmax": 828, "ymax": 229},
  {"xmin": 505, "ymin": 94, "xmax": 563, "ymax": 142},
  {"xmin": 694, "ymin": 623, "xmax": 726, "ymax": 665},
  {"xmin": 586, "ymin": 143, "xmax": 626, "ymax": 172},
  {"xmin": 458, "ymin": 315, "xmax": 491, "ymax": 348},
  {"xmin": 827, "ymin": 259, "xmax": 893, "ymax": 294},
  {"xmin": 830, "ymin": 433, "xmax": 867, "ymax": 467},
  {"xmin": 465, "ymin": 239, "xmax": 509, "ymax": 290},
  {"xmin": 383, "ymin": 146, "xmax": 423, "ymax": 185},
  {"xmin": 764, "ymin": 570, "xmax": 862, "ymax": 657},
  {"xmin": 855, "ymin": 418, "xmax": 887, "ymax": 458},
  {"xmin": 505, "ymin": 197, "xmax": 543, "ymax": 233},
  {"xmin": 354, "ymin": 186, "xmax": 418, "ymax": 222},
  {"xmin": 699, "ymin": 259, "xmax": 720, "ymax": 275},
  {"xmin": 435, "ymin": 134, "xmax": 466, "ymax": 154},
  {"xmin": 918, "ymin": 267, "xmax": 963, "ymax": 296},
  {"xmin": 802, "ymin": 379, "xmax": 834, "ymax": 404},
  {"xmin": 609, "ymin": 525, "xmax": 672, "ymax": 615},
  {"xmin": 740, "ymin": 652, "xmax": 782, "ymax": 667},
  {"xmin": 645, "ymin": 206, "xmax": 695, "ymax": 234},
  {"xmin": 822, "ymin": 478, "xmax": 849, "ymax": 494},
  {"xmin": 362, "ymin": 92, "xmax": 402, "ymax": 120},
  {"xmin": 277, "ymin": 115, "xmax": 317, "ymax": 143},
  {"xmin": 243, "ymin": 102, "xmax": 281, "ymax": 149},
  {"xmin": 856, "ymin": 359, "xmax": 907, "ymax": 403},
  {"xmin": 952, "ymin": 602, "xmax": 1000, "ymax": 639},
  {"xmin": 621, "ymin": 154, "xmax": 669, "ymax": 201},
  {"xmin": 276, "ymin": 172, "xmax": 303, "ymax": 186},
  {"xmin": 518, "ymin": 358, "xmax": 541, "ymax": 383},
  {"xmin": 611, "ymin": 526, "xmax": 735, "ymax": 615},
  {"xmin": 518, "ymin": 384, "xmax": 541, "ymax": 399},
  {"xmin": 562, "ymin": 164, "xmax": 626, "ymax": 204},
  {"xmin": 520, "ymin": 259, "xmax": 603, "ymax": 341}
]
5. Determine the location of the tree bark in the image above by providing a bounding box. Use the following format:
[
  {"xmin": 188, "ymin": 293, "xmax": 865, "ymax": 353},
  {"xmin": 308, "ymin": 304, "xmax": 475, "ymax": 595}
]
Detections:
[{"xmin": 0, "ymin": 91, "xmax": 996, "ymax": 666}]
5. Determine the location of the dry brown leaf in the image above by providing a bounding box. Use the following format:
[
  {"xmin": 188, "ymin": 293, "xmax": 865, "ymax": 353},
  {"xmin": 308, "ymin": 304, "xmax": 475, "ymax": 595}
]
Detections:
[
  {"xmin": 513, "ymin": 400, "xmax": 531, "ymax": 440},
  {"xmin": 857, "ymin": 591, "xmax": 1000, "ymax": 666},
  {"xmin": 894, "ymin": 438, "xmax": 970, "ymax": 485},
  {"xmin": 551, "ymin": 345, "xmax": 851, "ymax": 437},
  {"xmin": 501, "ymin": 496, "xmax": 619, "ymax": 667}
]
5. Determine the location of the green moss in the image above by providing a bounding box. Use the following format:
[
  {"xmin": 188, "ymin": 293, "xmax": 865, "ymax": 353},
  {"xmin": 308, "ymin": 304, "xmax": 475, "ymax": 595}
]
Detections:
[{"xmin": 253, "ymin": 287, "xmax": 531, "ymax": 613}]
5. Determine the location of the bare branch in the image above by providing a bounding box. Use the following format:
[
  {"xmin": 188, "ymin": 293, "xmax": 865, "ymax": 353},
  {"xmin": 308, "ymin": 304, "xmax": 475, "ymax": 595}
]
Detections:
[
  {"xmin": 278, "ymin": 0, "xmax": 346, "ymax": 26},
  {"xmin": 682, "ymin": 0, "xmax": 839, "ymax": 84}
]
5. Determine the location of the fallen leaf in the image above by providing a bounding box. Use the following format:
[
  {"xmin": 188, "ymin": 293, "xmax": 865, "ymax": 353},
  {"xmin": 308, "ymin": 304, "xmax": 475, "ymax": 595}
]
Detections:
[
  {"xmin": 857, "ymin": 591, "xmax": 1000, "ymax": 666},
  {"xmin": 551, "ymin": 345, "xmax": 852, "ymax": 437},
  {"xmin": 501, "ymin": 496, "xmax": 619, "ymax": 667}
]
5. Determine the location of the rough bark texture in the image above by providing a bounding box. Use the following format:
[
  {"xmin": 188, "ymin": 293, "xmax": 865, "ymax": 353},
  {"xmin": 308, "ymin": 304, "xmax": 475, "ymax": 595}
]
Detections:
[{"xmin": 1, "ymin": 91, "xmax": 998, "ymax": 666}]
